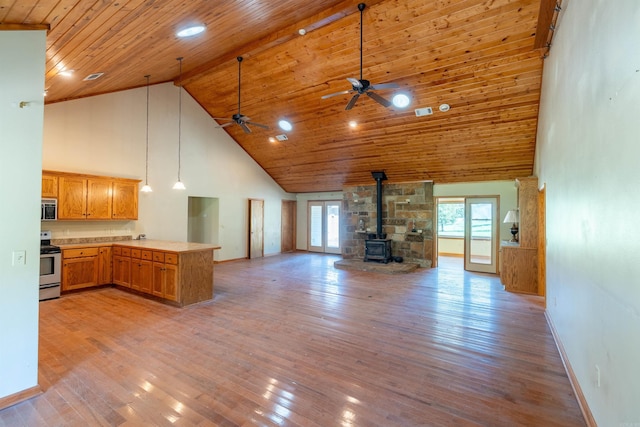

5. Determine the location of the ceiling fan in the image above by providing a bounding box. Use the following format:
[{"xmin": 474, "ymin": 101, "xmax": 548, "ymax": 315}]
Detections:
[
  {"xmin": 322, "ymin": 2, "xmax": 400, "ymax": 110},
  {"xmin": 214, "ymin": 56, "xmax": 269, "ymax": 134}
]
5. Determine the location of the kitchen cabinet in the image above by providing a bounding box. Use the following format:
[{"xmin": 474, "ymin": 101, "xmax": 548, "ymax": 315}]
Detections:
[
  {"xmin": 98, "ymin": 247, "xmax": 112, "ymax": 285},
  {"xmin": 112, "ymin": 180, "xmax": 138, "ymax": 220},
  {"xmin": 44, "ymin": 170, "xmax": 140, "ymax": 221},
  {"xmin": 112, "ymin": 246, "xmax": 131, "ymax": 287},
  {"xmin": 130, "ymin": 249, "xmax": 153, "ymax": 293},
  {"xmin": 152, "ymin": 251, "xmax": 179, "ymax": 302},
  {"xmin": 41, "ymin": 173, "xmax": 58, "ymax": 198},
  {"xmin": 62, "ymin": 247, "xmax": 99, "ymax": 291},
  {"xmin": 58, "ymin": 176, "xmax": 112, "ymax": 220}
]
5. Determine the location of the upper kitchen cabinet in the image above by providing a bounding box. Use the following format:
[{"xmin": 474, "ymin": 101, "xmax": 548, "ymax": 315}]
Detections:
[
  {"xmin": 41, "ymin": 173, "xmax": 58, "ymax": 198},
  {"xmin": 112, "ymin": 180, "xmax": 138, "ymax": 220},
  {"xmin": 45, "ymin": 170, "xmax": 140, "ymax": 221}
]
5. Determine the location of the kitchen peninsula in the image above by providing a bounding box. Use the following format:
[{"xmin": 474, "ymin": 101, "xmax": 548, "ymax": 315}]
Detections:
[{"xmin": 58, "ymin": 239, "xmax": 221, "ymax": 307}]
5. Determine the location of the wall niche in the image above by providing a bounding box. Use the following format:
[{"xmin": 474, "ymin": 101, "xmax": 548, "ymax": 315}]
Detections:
[{"xmin": 342, "ymin": 181, "xmax": 434, "ymax": 267}]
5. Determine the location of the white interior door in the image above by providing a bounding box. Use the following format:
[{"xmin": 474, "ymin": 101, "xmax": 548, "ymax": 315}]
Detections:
[
  {"xmin": 308, "ymin": 201, "xmax": 341, "ymax": 254},
  {"xmin": 464, "ymin": 197, "xmax": 498, "ymax": 273}
]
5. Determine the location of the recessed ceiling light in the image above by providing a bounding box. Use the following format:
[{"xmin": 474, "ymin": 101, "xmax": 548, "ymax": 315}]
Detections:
[
  {"xmin": 349, "ymin": 121, "xmax": 358, "ymax": 128},
  {"xmin": 392, "ymin": 93, "xmax": 411, "ymax": 108},
  {"xmin": 278, "ymin": 120, "xmax": 292, "ymax": 132},
  {"xmin": 58, "ymin": 69, "xmax": 74, "ymax": 77},
  {"xmin": 439, "ymin": 103, "xmax": 451, "ymax": 112},
  {"xmin": 176, "ymin": 25, "xmax": 205, "ymax": 38},
  {"xmin": 298, "ymin": 28, "xmax": 307, "ymax": 36},
  {"xmin": 268, "ymin": 137, "xmax": 276, "ymax": 143}
]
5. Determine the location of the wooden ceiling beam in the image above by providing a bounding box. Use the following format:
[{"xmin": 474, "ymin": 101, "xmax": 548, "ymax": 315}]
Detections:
[
  {"xmin": 0, "ymin": 23, "xmax": 50, "ymax": 32},
  {"xmin": 178, "ymin": 0, "xmax": 387, "ymax": 86},
  {"xmin": 534, "ymin": 0, "xmax": 559, "ymax": 49}
]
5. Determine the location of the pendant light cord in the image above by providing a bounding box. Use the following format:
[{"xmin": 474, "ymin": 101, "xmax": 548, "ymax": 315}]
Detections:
[
  {"xmin": 144, "ymin": 75, "xmax": 150, "ymax": 186},
  {"xmin": 177, "ymin": 57, "xmax": 183, "ymax": 182}
]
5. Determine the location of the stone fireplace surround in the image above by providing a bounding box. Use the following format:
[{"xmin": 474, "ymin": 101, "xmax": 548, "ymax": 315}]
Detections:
[{"xmin": 342, "ymin": 181, "xmax": 434, "ymax": 268}]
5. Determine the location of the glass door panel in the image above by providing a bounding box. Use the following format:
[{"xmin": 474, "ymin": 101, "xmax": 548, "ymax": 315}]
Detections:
[
  {"xmin": 464, "ymin": 197, "xmax": 498, "ymax": 273},
  {"xmin": 308, "ymin": 201, "xmax": 341, "ymax": 254}
]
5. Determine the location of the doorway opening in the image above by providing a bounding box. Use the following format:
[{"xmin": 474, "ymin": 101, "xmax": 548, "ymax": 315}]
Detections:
[
  {"xmin": 308, "ymin": 201, "xmax": 341, "ymax": 254},
  {"xmin": 188, "ymin": 197, "xmax": 219, "ymax": 244}
]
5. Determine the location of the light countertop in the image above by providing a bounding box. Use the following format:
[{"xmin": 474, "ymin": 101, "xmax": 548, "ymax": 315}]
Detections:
[{"xmin": 58, "ymin": 239, "xmax": 221, "ymax": 253}]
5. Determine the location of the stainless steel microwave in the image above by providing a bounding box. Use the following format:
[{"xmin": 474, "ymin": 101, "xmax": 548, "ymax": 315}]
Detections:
[{"xmin": 41, "ymin": 199, "xmax": 57, "ymax": 221}]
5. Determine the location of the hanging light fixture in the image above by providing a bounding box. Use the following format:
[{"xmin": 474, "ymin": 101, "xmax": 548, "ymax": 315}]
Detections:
[
  {"xmin": 173, "ymin": 57, "xmax": 186, "ymax": 190},
  {"xmin": 141, "ymin": 75, "xmax": 153, "ymax": 193}
]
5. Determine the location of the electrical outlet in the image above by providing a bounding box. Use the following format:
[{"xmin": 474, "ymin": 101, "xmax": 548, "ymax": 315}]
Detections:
[{"xmin": 12, "ymin": 250, "xmax": 26, "ymax": 266}]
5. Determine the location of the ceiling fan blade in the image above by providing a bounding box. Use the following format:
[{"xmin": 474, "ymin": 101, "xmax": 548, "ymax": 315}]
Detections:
[
  {"xmin": 213, "ymin": 117, "xmax": 233, "ymax": 121},
  {"xmin": 247, "ymin": 121, "xmax": 269, "ymax": 130},
  {"xmin": 346, "ymin": 77, "xmax": 363, "ymax": 88},
  {"xmin": 322, "ymin": 90, "xmax": 352, "ymax": 99},
  {"xmin": 240, "ymin": 123, "xmax": 252, "ymax": 134},
  {"xmin": 345, "ymin": 93, "xmax": 360, "ymax": 110},
  {"xmin": 217, "ymin": 122, "xmax": 234, "ymax": 128},
  {"xmin": 369, "ymin": 82, "xmax": 400, "ymax": 90},
  {"xmin": 366, "ymin": 91, "xmax": 392, "ymax": 108}
]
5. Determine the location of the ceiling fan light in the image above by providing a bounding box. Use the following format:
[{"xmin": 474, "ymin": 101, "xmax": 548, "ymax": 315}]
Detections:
[
  {"xmin": 176, "ymin": 25, "xmax": 205, "ymax": 38},
  {"xmin": 392, "ymin": 93, "xmax": 411, "ymax": 108},
  {"xmin": 278, "ymin": 120, "xmax": 292, "ymax": 131}
]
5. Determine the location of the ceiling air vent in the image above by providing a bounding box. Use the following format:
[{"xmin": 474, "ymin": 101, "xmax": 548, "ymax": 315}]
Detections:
[
  {"xmin": 414, "ymin": 107, "xmax": 433, "ymax": 117},
  {"xmin": 275, "ymin": 134, "xmax": 288, "ymax": 141},
  {"xmin": 83, "ymin": 72, "xmax": 104, "ymax": 81}
]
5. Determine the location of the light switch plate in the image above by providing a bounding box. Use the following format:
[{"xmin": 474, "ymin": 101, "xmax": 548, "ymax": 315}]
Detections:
[{"xmin": 12, "ymin": 250, "xmax": 26, "ymax": 266}]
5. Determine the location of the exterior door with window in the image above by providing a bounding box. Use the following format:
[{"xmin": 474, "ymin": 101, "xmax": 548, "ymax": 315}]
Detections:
[
  {"xmin": 308, "ymin": 201, "xmax": 341, "ymax": 254},
  {"xmin": 464, "ymin": 197, "xmax": 498, "ymax": 273}
]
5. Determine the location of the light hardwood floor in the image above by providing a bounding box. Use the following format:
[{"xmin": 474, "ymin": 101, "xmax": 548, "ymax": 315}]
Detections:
[{"xmin": 0, "ymin": 254, "xmax": 585, "ymax": 426}]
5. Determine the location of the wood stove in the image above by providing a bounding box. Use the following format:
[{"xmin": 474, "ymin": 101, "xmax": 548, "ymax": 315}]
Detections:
[
  {"xmin": 364, "ymin": 171, "xmax": 393, "ymax": 263},
  {"xmin": 365, "ymin": 238, "xmax": 392, "ymax": 263}
]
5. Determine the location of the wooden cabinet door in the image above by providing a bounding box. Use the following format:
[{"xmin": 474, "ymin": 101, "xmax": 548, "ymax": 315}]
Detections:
[
  {"xmin": 113, "ymin": 255, "xmax": 131, "ymax": 287},
  {"xmin": 152, "ymin": 262, "xmax": 165, "ymax": 297},
  {"xmin": 112, "ymin": 181, "xmax": 138, "ymax": 220},
  {"xmin": 87, "ymin": 178, "xmax": 112, "ymax": 220},
  {"xmin": 164, "ymin": 263, "xmax": 179, "ymax": 301},
  {"xmin": 62, "ymin": 256, "xmax": 99, "ymax": 291},
  {"xmin": 41, "ymin": 173, "xmax": 58, "ymax": 198},
  {"xmin": 58, "ymin": 176, "xmax": 87, "ymax": 219},
  {"xmin": 131, "ymin": 259, "xmax": 153, "ymax": 292},
  {"xmin": 98, "ymin": 247, "xmax": 112, "ymax": 285}
]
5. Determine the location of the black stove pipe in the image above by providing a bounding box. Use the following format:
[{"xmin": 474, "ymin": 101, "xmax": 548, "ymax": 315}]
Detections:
[{"xmin": 371, "ymin": 171, "xmax": 387, "ymax": 239}]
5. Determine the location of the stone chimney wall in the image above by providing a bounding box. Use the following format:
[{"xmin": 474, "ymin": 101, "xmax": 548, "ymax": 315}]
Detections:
[{"xmin": 342, "ymin": 182, "xmax": 434, "ymax": 267}]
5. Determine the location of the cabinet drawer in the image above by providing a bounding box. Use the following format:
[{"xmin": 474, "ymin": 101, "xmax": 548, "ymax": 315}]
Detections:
[
  {"xmin": 63, "ymin": 247, "xmax": 99, "ymax": 258},
  {"xmin": 164, "ymin": 253, "xmax": 178, "ymax": 265},
  {"xmin": 153, "ymin": 251, "xmax": 165, "ymax": 262},
  {"xmin": 121, "ymin": 247, "xmax": 131, "ymax": 257},
  {"xmin": 131, "ymin": 249, "xmax": 141, "ymax": 258},
  {"xmin": 141, "ymin": 250, "xmax": 153, "ymax": 260},
  {"xmin": 113, "ymin": 246, "xmax": 122, "ymax": 255}
]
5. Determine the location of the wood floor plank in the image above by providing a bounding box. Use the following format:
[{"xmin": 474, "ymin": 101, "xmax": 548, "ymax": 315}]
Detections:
[{"xmin": 0, "ymin": 254, "xmax": 585, "ymax": 426}]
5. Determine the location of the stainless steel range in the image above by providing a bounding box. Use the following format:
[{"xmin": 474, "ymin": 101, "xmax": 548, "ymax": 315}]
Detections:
[{"xmin": 39, "ymin": 231, "xmax": 61, "ymax": 301}]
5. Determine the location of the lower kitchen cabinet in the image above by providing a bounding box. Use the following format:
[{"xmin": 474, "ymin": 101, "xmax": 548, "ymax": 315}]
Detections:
[
  {"xmin": 151, "ymin": 251, "xmax": 179, "ymax": 302},
  {"xmin": 112, "ymin": 246, "xmax": 131, "ymax": 288},
  {"xmin": 98, "ymin": 246, "xmax": 112, "ymax": 285},
  {"xmin": 62, "ymin": 247, "xmax": 99, "ymax": 291}
]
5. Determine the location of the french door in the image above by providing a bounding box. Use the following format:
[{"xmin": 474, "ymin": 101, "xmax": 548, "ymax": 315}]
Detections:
[
  {"xmin": 308, "ymin": 201, "xmax": 341, "ymax": 254},
  {"xmin": 464, "ymin": 197, "xmax": 498, "ymax": 273}
]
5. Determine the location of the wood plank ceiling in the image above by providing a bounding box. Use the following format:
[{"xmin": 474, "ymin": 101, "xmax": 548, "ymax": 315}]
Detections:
[{"xmin": 1, "ymin": 0, "xmax": 552, "ymax": 193}]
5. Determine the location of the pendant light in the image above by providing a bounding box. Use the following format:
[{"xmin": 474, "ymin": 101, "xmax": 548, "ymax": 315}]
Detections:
[
  {"xmin": 140, "ymin": 75, "xmax": 153, "ymax": 193},
  {"xmin": 173, "ymin": 57, "xmax": 186, "ymax": 190}
]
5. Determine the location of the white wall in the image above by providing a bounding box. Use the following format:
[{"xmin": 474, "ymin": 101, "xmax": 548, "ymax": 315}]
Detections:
[
  {"xmin": 535, "ymin": 1, "xmax": 640, "ymax": 425},
  {"xmin": 434, "ymin": 180, "xmax": 517, "ymax": 242},
  {"xmin": 43, "ymin": 83, "xmax": 294, "ymax": 260},
  {"xmin": 0, "ymin": 31, "xmax": 46, "ymax": 399}
]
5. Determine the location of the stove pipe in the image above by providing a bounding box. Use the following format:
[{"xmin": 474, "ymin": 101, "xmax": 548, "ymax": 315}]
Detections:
[{"xmin": 371, "ymin": 171, "xmax": 387, "ymax": 239}]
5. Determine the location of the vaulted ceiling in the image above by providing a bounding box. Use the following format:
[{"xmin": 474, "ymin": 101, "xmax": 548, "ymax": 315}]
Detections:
[{"xmin": 1, "ymin": 0, "xmax": 557, "ymax": 193}]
